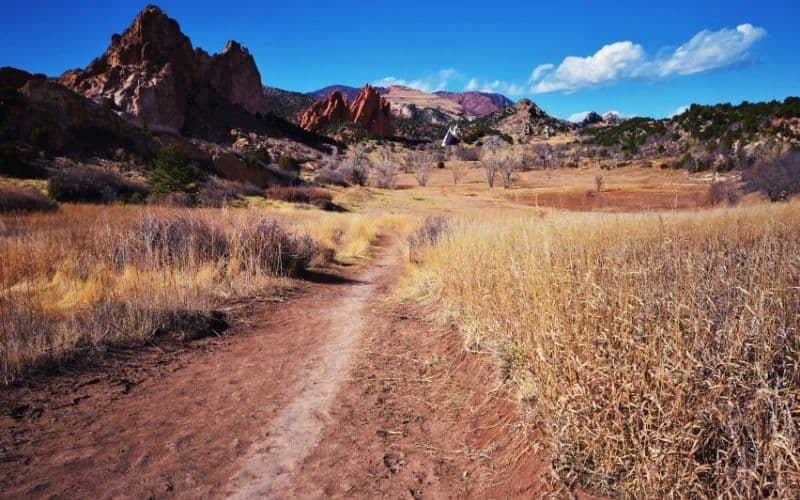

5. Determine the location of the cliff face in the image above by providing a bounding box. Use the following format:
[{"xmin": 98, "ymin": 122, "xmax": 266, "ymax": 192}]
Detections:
[
  {"xmin": 0, "ymin": 68, "xmax": 157, "ymax": 155},
  {"xmin": 300, "ymin": 84, "xmax": 392, "ymax": 138},
  {"xmin": 299, "ymin": 91, "xmax": 352, "ymax": 131},
  {"xmin": 58, "ymin": 5, "xmax": 267, "ymax": 136},
  {"xmin": 349, "ymin": 85, "xmax": 392, "ymax": 138}
]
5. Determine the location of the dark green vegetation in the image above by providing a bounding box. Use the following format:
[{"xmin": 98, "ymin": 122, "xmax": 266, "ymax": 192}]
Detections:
[
  {"xmin": 586, "ymin": 97, "xmax": 800, "ymax": 165},
  {"xmin": 458, "ymin": 100, "xmax": 570, "ymax": 144},
  {"xmin": 149, "ymin": 145, "xmax": 200, "ymax": 196},
  {"xmin": 262, "ymin": 87, "xmax": 315, "ymax": 123}
]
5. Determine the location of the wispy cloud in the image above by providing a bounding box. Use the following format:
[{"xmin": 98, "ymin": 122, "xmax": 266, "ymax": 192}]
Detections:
[
  {"xmin": 530, "ymin": 24, "xmax": 766, "ymax": 94},
  {"xmin": 566, "ymin": 110, "xmax": 623, "ymax": 123},
  {"xmin": 463, "ymin": 78, "xmax": 526, "ymax": 96},
  {"xmin": 374, "ymin": 68, "xmax": 461, "ymax": 93}
]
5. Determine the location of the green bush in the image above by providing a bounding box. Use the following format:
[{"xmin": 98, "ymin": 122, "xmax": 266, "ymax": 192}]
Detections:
[
  {"xmin": 29, "ymin": 127, "xmax": 49, "ymax": 151},
  {"xmin": 150, "ymin": 145, "xmax": 200, "ymax": 196},
  {"xmin": 244, "ymin": 147, "xmax": 270, "ymax": 168},
  {"xmin": 278, "ymin": 155, "xmax": 300, "ymax": 172}
]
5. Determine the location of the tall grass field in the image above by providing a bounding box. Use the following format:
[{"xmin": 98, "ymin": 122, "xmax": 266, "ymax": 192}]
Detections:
[
  {"xmin": 0, "ymin": 204, "xmax": 413, "ymax": 383},
  {"xmin": 406, "ymin": 202, "xmax": 800, "ymax": 497}
]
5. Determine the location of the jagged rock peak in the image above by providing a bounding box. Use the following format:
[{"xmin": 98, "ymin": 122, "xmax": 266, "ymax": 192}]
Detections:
[
  {"xmin": 350, "ymin": 84, "xmax": 392, "ymax": 138},
  {"xmin": 299, "ymin": 90, "xmax": 352, "ymax": 132},
  {"xmin": 58, "ymin": 4, "xmax": 268, "ymax": 135},
  {"xmin": 300, "ymin": 84, "xmax": 393, "ymax": 138}
]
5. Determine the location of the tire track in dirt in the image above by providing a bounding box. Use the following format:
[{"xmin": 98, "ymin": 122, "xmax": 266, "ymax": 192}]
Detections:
[{"xmin": 226, "ymin": 234, "xmax": 402, "ymax": 498}]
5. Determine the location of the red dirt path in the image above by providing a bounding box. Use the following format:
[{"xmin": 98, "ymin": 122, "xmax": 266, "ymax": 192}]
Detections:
[{"xmin": 1, "ymin": 236, "xmax": 545, "ymax": 498}]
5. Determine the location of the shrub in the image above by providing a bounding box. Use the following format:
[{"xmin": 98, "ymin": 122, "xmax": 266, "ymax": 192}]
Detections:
[
  {"xmin": 372, "ymin": 147, "xmax": 398, "ymax": 189},
  {"xmin": 148, "ymin": 192, "xmax": 195, "ymax": 207},
  {"xmin": 196, "ymin": 177, "xmax": 261, "ymax": 208},
  {"xmin": 150, "ymin": 145, "xmax": 200, "ymax": 196},
  {"xmin": 407, "ymin": 216, "xmax": 449, "ymax": 264},
  {"xmin": 133, "ymin": 213, "xmax": 229, "ymax": 266},
  {"xmin": 101, "ymin": 96, "xmax": 117, "ymax": 110},
  {"xmin": 0, "ymin": 146, "xmax": 47, "ymax": 179},
  {"xmin": 29, "ymin": 126, "xmax": 49, "ymax": 151},
  {"xmin": 265, "ymin": 186, "xmax": 332, "ymax": 204},
  {"xmin": 437, "ymin": 161, "xmax": 445, "ymax": 169},
  {"xmin": 316, "ymin": 165, "xmax": 351, "ymax": 187},
  {"xmin": 708, "ymin": 180, "xmax": 741, "ymax": 206},
  {"xmin": 0, "ymin": 185, "xmax": 57, "ymax": 213},
  {"xmin": 406, "ymin": 150, "xmax": 433, "ymax": 187},
  {"xmin": 244, "ymin": 147, "xmax": 270, "ymax": 168},
  {"xmin": 278, "ymin": 155, "xmax": 300, "ymax": 172},
  {"xmin": 742, "ymin": 152, "xmax": 800, "ymax": 201},
  {"xmin": 234, "ymin": 218, "xmax": 321, "ymax": 276},
  {"xmin": 48, "ymin": 166, "xmax": 148, "ymax": 203}
]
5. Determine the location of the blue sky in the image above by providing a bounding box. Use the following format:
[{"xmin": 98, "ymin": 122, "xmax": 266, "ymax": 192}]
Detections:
[{"xmin": 1, "ymin": 1, "xmax": 797, "ymax": 120}]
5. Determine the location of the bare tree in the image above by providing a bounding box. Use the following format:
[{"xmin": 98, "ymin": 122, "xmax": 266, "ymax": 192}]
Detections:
[
  {"xmin": 451, "ymin": 161, "xmax": 466, "ymax": 185},
  {"xmin": 406, "ymin": 150, "xmax": 434, "ymax": 187},
  {"xmin": 345, "ymin": 143, "xmax": 371, "ymax": 186},
  {"xmin": 481, "ymin": 149, "xmax": 502, "ymax": 188},
  {"xmin": 499, "ymin": 149, "xmax": 519, "ymax": 189},
  {"xmin": 742, "ymin": 152, "xmax": 800, "ymax": 202},
  {"xmin": 595, "ymin": 175, "xmax": 604, "ymax": 193},
  {"xmin": 709, "ymin": 179, "xmax": 742, "ymax": 206},
  {"xmin": 372, "ymin": 146, "xmax": 398, "ymax": 189}
]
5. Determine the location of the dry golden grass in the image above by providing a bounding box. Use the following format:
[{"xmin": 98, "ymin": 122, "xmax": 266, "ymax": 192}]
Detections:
[
  {"xmin": 0, "ymin": 204, "xmax": 414, "ymax": 383},
  {"xmin": 404, "ymin": 201, "xmax": 800, "ymax": 497}
]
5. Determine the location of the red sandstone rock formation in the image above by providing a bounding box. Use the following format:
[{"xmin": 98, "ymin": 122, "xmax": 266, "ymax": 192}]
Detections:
[
  {"xmin": 350, "ymin": 84, "xmax": 392, "ymax": 138},
  {"xmin": 299, "ymin": 91, "xmax": 352, "ymax": 132},
  {"xmin": 58, "ymin": 5, "xmax": 267, "ymax": 135}
]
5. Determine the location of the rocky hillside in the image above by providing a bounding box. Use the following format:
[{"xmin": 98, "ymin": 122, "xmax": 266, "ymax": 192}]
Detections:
[
  {"xmin": 585, "ymin": 97, "xmax": 800, "ymax": 170},
  {"xmin": 459, "ymin": 98, "xmax": 571, "ymax": 144},
  {"xmin": 308, "ymin": 85, "xmax": 364, "ymax": 103},
  {"xmin": 434, "ymin": 91, "xmax": 513, "ymax": 117},
  {"xmin": 58, "ymin": 5, "xmax": 269, "ymax": 141},
  {"xmin": 0, "ymin": 68, "xmax": 157, "ymax": 159},
  {"xmin": 262, "ymin": 86, "xmax": 314, "ymax": 122}
]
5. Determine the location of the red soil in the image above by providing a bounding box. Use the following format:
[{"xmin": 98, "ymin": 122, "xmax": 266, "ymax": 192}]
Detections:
[{"xmin": 1, "ymin": 236, "xmax": 546, "ymax": 498}]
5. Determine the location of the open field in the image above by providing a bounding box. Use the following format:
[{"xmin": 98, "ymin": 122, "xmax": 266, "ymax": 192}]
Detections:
[
  {"xmin": 2, "ymin": 164, "xmax": 799, "ymax": 497},
  {"xmin": 0, "ymin": 203, "xmax": 415, "ymax": 382},
  {"xmin": 403, "ymin": 201, "xmax": 800, "ymax": 497}
]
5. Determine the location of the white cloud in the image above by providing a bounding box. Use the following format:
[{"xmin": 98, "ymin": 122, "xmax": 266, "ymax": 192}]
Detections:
[
  {"xmin": 568, "ymin": 111, "xmax": 591, "ymax": 123},
  {"xmin": 671, "ymin": 104, "xmax": 690, "ymax": 117},
  {"xmin": 374, "ymin": 68, "xmax": 461, "ymax": 93},
  {"xmin": 534, "ymin": 41, "xmax": 645, "ymax": 93},
  {"xmin": 654, "ymin": 24, "xmax": 766, "ymax": 77},
  {"xmin": 529, "ymin": 64, "xmax": 554, "ymax": 82},
  {"xmin": 530, "ymin": 23, "xmax": 766, "ymax": 94},
  {"xmin": 462, "ymin": 78, "xmax": 525, "ymax": 96}
]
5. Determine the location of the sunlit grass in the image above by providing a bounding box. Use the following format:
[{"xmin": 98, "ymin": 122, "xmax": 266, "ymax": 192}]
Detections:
[{"xmin": 405, "ymin": 201, "xmax": 800, "ymax": 497}]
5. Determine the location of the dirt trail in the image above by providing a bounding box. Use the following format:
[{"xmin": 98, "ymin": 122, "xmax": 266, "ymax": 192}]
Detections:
[
  {"xmin": 226, "ymin": 236, "xmax": 399, "ymax": 498},
  {"xmin": 1, "ymin": 234, "xmax": 544, "ymax": 498}
]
